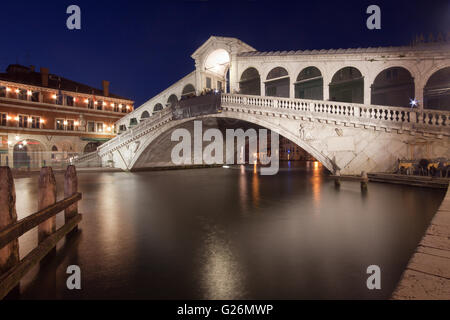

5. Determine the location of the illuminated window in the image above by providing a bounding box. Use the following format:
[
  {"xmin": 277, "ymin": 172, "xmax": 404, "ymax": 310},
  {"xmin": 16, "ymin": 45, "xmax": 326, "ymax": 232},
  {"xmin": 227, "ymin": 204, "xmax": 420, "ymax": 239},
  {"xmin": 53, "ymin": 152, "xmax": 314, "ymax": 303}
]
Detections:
[
  {"xmin": 66, "ymin": 119, "xmax": 74, "ymax": 131},
  {"xmin": 66, "ymin": 95, "xmax": 74, "ymax": 106},
  {"xmin": 87, "ymin": 121, "xmax": 95, "ymax": 132},
  {"xmin": 31, "ymin": 116, "xmax": 41, "ymax": 129},
  {"xmin": 87, "ymin": 99, "xmax": 94, "ymax": 109},
  {"xmin": 18, "ymin": 115, "xmax": 28, "ymax": 128},
  {"xmin": 96, "ymin": 122, "xmax": 104, "ymax": 132},
  {"xmin": 56, "ymin": 119, "xmax": 64, "ymax": 130},
  {"xmin": 31, "ymin": 91, "xmax": 39, "ymax": 102},
  {"xmin": 18, "ymin": 89, "xmax": 27, "ymax": 100}
]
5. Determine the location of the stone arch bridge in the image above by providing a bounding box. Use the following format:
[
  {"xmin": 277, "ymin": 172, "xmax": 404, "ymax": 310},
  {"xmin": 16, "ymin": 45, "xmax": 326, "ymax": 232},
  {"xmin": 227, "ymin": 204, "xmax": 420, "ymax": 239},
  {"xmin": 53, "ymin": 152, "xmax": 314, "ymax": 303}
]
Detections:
[
  {"xmin": 88, "ymin": 36, "xmax": 450, "ymax": 174},
  {"xmin": 96, "ymin": 93, "xmax": 450, "ymax": 174}
]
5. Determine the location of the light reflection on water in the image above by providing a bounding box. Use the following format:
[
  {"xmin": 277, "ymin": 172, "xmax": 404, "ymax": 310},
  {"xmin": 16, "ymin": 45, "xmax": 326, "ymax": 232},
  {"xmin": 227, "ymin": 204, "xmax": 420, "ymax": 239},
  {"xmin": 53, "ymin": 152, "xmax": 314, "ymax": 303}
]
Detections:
[{"xmin": 12, "ymin": 162, "xmax": 446, "ymax": 299}]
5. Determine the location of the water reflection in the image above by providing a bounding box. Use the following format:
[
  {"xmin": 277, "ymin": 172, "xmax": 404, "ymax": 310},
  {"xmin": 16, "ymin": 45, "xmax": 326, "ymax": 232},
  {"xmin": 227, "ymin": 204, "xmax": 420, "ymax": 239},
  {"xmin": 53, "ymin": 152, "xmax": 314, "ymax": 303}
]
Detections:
[
  {"xmin": 201, "ymin": 227, "xmax": 246, "ymax": 299},
  {"xmin": 12, "ymin": 164, "xmax": 446, "ymax": 299},
  {"xmin": 252, "ymin": 165, "xmax": 260, "ymax": 208},
  {"xmin": 310, "ymin": 161, "xmax": 322, "ymax": 209}
]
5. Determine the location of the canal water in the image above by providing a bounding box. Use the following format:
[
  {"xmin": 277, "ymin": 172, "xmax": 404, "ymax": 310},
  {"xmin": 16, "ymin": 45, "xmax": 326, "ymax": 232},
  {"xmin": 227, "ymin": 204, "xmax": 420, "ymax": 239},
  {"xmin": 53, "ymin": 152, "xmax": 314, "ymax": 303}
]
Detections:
[{"xmin": 13, "ymin": 162, "xmax": 445, "ymax": 299}]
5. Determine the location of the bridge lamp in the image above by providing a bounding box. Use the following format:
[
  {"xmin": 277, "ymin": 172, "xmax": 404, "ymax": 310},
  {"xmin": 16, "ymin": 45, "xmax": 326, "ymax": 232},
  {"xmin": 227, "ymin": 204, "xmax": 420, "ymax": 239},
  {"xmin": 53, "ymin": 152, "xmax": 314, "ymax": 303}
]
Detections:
[
  {"xmin": 94, "ymin": 101, "xmax": 98, "ymax": 105},
  {"xmin": 409, "ymin": 98, "xmax": 419, "ymax": 108},
  {"xmin": 74, "ymin": 121, "xmax": 79, "ymax": 126},
  {"xmin": 27, "ymin": 90, "xmax": 32, "ymax": 96},
  {"xmin": 22, "ymin": 140, "xmax": 27, "ymax": 146},
  {"xmin": 63, "ymin": 120, "xmax": 68, "ymax": 125},
  {"xmin": 15, "ymin": 89, "xmax": 20, "ymax": 93},
  {"xmin": 40, "ymin": 119, "xmax": 45, "ymax": 123},
  {"xmin": 52, "ymin": 94, "xmax": 57, "ymax": 99},
  {"xmin": 103, "ymin": 101, "xmax": 107, "ymax": 106},
  {"xmin": 27, "ymin": 118, "xmax": 32, "ymax": 123},
  {"xmin": 111, "ymin": 103, "xmax": 115, "ymax": 107},
  {"xmin": 6, "ymin": 87, "xmax": 11, "ymax": 92},
  {"xmin": 84, "ymin": 99, "xmax": 89, "ymax": 103},
  {"xmin": 106, "ymin": 126, "xmax": 111, "ymax": 132},
  {"xmin": 14, "ymin": 116, "xmax": 19, "ymax": 121},
  {"xmin": 126, "ymin": 105, "xmax": 130, "ymax": 110},
  {"xmin": 6, "ymin": 115, "xmax": 11, "ymax": 120},
  {"xmin": 18, "ymin": 144, "xmax": 23, "ymax": 149}
]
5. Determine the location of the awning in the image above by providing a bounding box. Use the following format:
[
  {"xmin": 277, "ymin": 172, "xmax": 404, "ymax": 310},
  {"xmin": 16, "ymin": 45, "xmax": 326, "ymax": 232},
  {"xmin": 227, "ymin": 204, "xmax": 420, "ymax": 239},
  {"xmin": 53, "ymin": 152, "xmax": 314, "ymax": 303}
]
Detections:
[{"xmin": 81, "ymin": 137, "xmax": 111, "ymax": 142}]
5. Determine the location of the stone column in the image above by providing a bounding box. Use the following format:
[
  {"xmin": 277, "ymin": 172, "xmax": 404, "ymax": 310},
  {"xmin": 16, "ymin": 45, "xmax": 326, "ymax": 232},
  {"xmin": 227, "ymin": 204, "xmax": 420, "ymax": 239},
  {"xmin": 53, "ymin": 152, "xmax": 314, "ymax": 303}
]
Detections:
[
  {"xmin": 364, "ymin": 78, "xmax": 371, "ymax": 105},
  {"xmin": 229, "ymin": 52, "xmax": 238, "ymax": 93},
  {"xmin": 195, "ymin": 63, "xmax": 202, "ymax": 95},
  {"xmin": 290, "ymin": 82, "xmax": 295, "ymax": 99},
  {"xmin": 260, "ymin": 79, "xmax": 265, "ymax": 97},
  {"xmin": 415, "ymin": 83, "xmax": 424, "ymax": 111},
  {"xmin": 323, "ymin": 83, "xmax": 329, "ymax": 101}
]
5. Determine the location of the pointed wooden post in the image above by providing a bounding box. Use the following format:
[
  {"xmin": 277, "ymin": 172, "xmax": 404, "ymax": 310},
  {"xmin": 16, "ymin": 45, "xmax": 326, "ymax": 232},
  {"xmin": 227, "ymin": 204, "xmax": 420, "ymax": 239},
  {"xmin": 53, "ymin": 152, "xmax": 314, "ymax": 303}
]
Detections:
[
  {"xmin": 64, "ymin": 165, "xmax": 78, "ymax": 235},
  {"xmin": 0, "ymin": 167, "xmax": 20, "ymax": 276},
  {"xmin": 38, "ymin": 167, "xmax": 56, "ymax": 252}
]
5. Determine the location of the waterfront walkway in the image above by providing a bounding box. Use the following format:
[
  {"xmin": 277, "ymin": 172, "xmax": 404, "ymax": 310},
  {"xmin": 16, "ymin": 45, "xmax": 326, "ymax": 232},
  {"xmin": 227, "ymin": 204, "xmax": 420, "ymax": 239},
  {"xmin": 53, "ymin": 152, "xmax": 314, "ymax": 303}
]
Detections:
[{"xmin": 392, "ymin": 187, "xmax": 450, "ymax": 299}]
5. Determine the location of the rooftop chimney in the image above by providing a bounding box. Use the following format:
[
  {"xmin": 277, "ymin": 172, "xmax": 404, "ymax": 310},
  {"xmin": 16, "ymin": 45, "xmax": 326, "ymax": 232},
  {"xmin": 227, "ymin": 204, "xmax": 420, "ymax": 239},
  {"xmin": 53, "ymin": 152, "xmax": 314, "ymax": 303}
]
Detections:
[
  {"xmin": 102, "ymin": 80, "xmax": 110, "ymax": 97},
  {"xmin": 40, "ymin": 67, "xmax": 49, "ymax": 87}
]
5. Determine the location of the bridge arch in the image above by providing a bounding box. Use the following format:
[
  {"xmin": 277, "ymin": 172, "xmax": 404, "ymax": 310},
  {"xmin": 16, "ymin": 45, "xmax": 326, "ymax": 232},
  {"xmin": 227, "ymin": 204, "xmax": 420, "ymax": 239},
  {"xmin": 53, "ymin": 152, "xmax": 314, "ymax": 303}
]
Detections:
[
  {"xmin": 329, "ymin": 66, "xmax": 364, "ymax": 103},
  {"xmin": 294, "ymin": 66, "xmax": 323, "ymax": 100},
  {"xmin": 265, "ymin": 66, "xmax": 290, "ymax": 98},
  {"xmin": 167, "ymin": 94, "xmax": 178, "ymax": 108},
  {"xmin": 239, "ymin": 67, "xmax": 261, "ymax": 95},
  {"xmin": 181, "ymin": 84, "xmax": 196, "ymax": 97},
  {"xmin": 153, "ymin": 103, "xmax": 164, "ymax": 114},
  {"xmin": 140, "ymin": 110, "xmax": 150, "ymax": 121},
  {"xmin": 371, "ymin": 66, "xmax": 415, "ymax": 107},
  {"xmin": 127, "ymin": 113, "xmax": 335, "ymax": 173},
  {"xmin": 423, "ymin": 66, "xmax": 450, "ymax": 110}
]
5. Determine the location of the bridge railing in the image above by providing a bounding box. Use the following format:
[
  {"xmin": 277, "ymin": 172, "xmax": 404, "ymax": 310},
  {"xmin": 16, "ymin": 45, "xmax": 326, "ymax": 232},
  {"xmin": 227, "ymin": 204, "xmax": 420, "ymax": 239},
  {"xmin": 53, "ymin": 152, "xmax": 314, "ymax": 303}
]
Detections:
[
  {"xmin": 98, "ymin": 107, "xmax": 173, "ymax": 155},
  {"xmin": 0, "ymin": 166, "xmax": 82, "ymax": 299},
  {"xmin": 221, "ymin": 94, "xmax": 449, "ymax": 134}
]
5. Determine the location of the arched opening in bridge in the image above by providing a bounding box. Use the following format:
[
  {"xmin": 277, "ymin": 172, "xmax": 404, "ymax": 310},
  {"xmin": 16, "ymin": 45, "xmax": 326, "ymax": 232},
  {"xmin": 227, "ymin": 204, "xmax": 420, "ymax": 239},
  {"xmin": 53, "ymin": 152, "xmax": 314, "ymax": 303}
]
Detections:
[
  {"xmin": 371, "ymin": 67, "xmax": 414, "ymax": 107},
  {"xmin": 423, "ymin": 67, "xmax": 450, "ymax": 111},
  {"xmin": 329, "ymin": 67, "xmax": 363, "ymax": 103},
  {"xmin": 265, "ymin": 67, "xmax": 290, "ymax": 98},
  {"xmin": 140, "ymin": 110, "xmax": 150, "ymax": 121},
  {"xmin": 182, "ymin": 84, "xmax": 196, "ymax": 98},
  {"xmin": 131, "ymin": 117, "xmax": 331, "ymax": 173},
  {"xmin": 239, "ymin": 67, "xmax": 261, "ymax": 95},
  {"xmin": 13, "ymin": 139, "xmax": 44, "ymax": 168},
  {"xmin": 167, "ymin": 94, "xmax": 178, "ymax": 108},
  {"xmin": 153, "ymin": 103, "xmax": 163, "ymax": 114},
  {"xmin": 203, "ymin": 48, "xmax": 230, "ymax": 93},
  {"xmin": 84, "ymin": 141, "xmax": 101, "ymax": 153},
  {"xmin": 295, "ymin": 67, "xmax": 323, "ymax": 100}
]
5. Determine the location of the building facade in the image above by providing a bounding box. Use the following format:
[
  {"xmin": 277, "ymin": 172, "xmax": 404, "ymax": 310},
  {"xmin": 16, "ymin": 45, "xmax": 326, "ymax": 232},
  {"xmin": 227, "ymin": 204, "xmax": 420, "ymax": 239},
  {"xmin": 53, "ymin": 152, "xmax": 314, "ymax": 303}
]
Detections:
[{"xmin": 0, "ymin": 64, "xmax": 133, "ymax": 168}]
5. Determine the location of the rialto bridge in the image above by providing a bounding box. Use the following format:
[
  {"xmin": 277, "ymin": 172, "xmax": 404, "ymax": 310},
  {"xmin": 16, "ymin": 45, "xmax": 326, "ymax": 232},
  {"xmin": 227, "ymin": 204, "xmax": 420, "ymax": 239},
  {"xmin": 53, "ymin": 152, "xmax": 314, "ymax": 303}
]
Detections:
[{"xmin": 90, "ymin": 36, "xmax": 450, "ymax": 174}]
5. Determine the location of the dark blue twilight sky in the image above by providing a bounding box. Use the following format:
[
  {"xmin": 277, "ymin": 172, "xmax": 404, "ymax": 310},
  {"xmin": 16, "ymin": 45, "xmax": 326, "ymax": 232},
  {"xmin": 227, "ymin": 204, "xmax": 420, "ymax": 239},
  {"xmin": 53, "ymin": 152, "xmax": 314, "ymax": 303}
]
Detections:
[{"xmin": 0, "ymin": 0, "xmax": 449, "ymax": 107}]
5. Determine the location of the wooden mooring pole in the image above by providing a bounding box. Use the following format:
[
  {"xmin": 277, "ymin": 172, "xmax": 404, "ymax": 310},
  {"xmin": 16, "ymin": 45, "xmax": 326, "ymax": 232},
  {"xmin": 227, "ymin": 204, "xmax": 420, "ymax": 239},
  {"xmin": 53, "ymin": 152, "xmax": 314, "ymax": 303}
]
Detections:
[
  {"xmin": 0, "ymin": 167, "xmax": 20, "ymax": 290},
  {"xmin": 38, "ymin": 167, "xmax": 56, "ymax": 256},
  {"xmin": 64, "ymin": 165, "xmax": 78, "ymax": 236}
]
